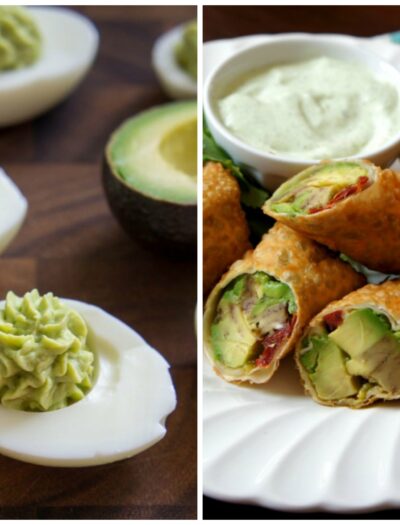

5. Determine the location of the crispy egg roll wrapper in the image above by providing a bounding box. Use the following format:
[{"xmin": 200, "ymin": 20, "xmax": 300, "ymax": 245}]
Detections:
[
  {"xmin": 263, "ymin": 162, "xmax": 400, "ymax": 274},
  {"xmin": 296, "ymin": 280, "xmax": 400, "ymax": 408},
  {"xmin": 204, "ymin": 223, "xmax": 365, "ymax": 384},
  {"xmin": 203, "ymin": 162, "xmax": 251, "ymax": 296}
]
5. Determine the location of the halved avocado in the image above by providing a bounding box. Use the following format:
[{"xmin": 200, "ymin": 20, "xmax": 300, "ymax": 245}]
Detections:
[{"xmin": 103, "ymin": 101, "xmax": 197, "ymax": 254}]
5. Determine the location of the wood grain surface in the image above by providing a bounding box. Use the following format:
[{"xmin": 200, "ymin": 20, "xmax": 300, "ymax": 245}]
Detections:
[
  {"xmin": 0, "ymin": 6, "xmax": 197, "ymax": 520},
  {"xmin": 203, "ymin": 4, "xmax": 400, "ymax": 520}
]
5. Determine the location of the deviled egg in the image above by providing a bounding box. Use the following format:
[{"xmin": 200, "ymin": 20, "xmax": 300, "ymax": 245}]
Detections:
[
  {"xmin": 152, "ymin": 20, "xmax": 197, "ymax": 99},
  {"xmin": 0, "ymin": 168, "xmax": 27, "ymax": 254},
  {"xmin": 0, "ymin": 290, "xmax": 176, "ymax": 467},
  {"xmin": 0, "ymin": 7, "xmax": 98, "ymax": 127}
]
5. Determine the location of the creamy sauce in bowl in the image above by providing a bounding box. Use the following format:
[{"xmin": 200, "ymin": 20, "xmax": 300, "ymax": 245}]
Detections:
[{"xmin": 218, "ymin": 56, "xmax": 400, "ymax": 160}]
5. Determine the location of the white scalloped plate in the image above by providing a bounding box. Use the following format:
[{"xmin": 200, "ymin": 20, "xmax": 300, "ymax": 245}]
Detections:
[
  {"xmin": 203, "ymin": 33, "xmax": 400, "ymax": 513},
  {"xmin": 204, "ymin": 358, "xmax": 400, "ymax": 512}
]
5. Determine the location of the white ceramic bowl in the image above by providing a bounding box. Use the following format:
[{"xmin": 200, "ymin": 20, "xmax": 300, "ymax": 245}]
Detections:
[
  {"xmin": 0, "ymin": 7, "xmax": 99, "ymax": 127},
  {"xmin": 204, "ymin": 34, "xmax": 400, "ymax": 189}
]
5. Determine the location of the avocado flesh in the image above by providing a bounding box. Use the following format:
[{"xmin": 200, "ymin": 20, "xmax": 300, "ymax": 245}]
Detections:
[
  {"xmin": 211, "ymin": 272, "xmax": 296, "ymax": 369},
  {"xmin": 159, "ymin": 117, "xmax": 197, "ymax": 177},
  {"xmin": 301, "ymin": 335, "xmax": 359, "ymax": 400},
  {"xmin": 107, "ymin": 101, "xmax": 197, "ymax": 205},
  {"xmin": 330, "ymin": 309, "xmax": 400, "ymax": 393},
  {"xmin": 329, "ymin": 309, "xmax": 389, "ymax": 357},
  {"xmin": 270, "ymin": 161, "xmax": 369, "ymax": 216},
  {"xmin": 211, "ymin": 300, "xmax": 260, "ymax": 368},
  {"xmin": 346, "ymin": 335, "xmax": 400, "ymax": 392},
  {"xmin": 303, "ymin": 309, "xmax": 400, "ymax": 401}
]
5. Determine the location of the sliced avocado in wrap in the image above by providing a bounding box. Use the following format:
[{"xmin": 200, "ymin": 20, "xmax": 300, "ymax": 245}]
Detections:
[
  {"xmin": 268, "ymin": 160, "xmax": 373, "ymax": 216},
  {"xmin": 210, "ymin": 272, "xmax": 296, "ymax": 369},
  {"xmin": 300, "ymin": 307, "xmax": 400, "ymax": 403}
]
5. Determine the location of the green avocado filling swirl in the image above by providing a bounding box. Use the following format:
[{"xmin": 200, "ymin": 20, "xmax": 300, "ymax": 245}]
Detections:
[
  {"xmin": 300, "ymin": 308, "xmax": 400, "ymax": 402},
  {"xmin": 175, "ymin": 20, "xmax": 197, "ymax": 80},
  {"xmin": 0, "ymin": 6, "xmax": 42, "ymax": 71},
  {"xmin": 211, "ymin": 272, "xmax": 296, "ymax": 369},
  {"xmin": 0, "ymin": 290, "xmax": 95, "ymax": 412}
]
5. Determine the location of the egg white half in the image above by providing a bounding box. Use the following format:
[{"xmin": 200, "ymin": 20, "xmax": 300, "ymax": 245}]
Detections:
[
  {"xmin": 0, "ymin": 299, "xmax": 177, "ymax": 467},
  {"xmin": 152, "ymin": 23, "xmax": 197, "ymax": 100},
  {"xmin": 0, "ymin": 168, "xmax": 27, "ymax": 254},
  {"xmin": 0, "ymin": 7, "xmax": 99, "ymax": 127}
]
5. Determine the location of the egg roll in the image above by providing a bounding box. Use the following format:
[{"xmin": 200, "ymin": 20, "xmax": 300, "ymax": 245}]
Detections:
[
  {"xmin": 263, "ymin": 159, "xmax": 400, "ymax": 274},
  {"xmin": 203, "ymin": 161, "xmax": 250, "ymax": 296},
  {"xmin": 204, "ymin": 223, "xmax": 365, "ymax": 384},
  {"xmin": 296, "ymin": 280, "xmax": 400, "ymax": 408}
]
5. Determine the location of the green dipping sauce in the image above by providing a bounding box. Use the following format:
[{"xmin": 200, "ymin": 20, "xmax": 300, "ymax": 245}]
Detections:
[
  {"xmin": 0, "ymin": 290, "xmax": 95, "ymax": 412},
  {"xmin": 175, "ymin": 20, "xmax": 197, "ymax": 80},
  {"xmin": 0, "ymin": 6, "xmax": 42, "ymax": 71}
]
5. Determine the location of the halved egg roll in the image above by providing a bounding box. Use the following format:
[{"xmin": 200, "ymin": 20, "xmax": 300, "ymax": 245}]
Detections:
[
  {"xmin": 297, "ymin": 280, "xmax": 400, "ymax": 408},
  {"xmin": 263, "ymin": 159, "xmax": 400, "ymax": 274},
  {"xmin": 204, "ymin": 223, "xmax": 365, "ymax": 384}
]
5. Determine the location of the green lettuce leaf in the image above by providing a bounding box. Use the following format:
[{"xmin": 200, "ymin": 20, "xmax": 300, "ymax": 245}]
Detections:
[
  {"xmin": 203, "ymin": 118, "xmax": 273, "ymax": 243},
  {"xmin": 203, "ymin": 117, "xmax": 268, "ymax": 208}
]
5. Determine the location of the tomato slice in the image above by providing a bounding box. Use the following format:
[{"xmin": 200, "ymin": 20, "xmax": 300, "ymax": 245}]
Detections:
[
  {"xmin": 308, "ymin": 176, "xmax": 369, "ymax": 214},
  {"xmin": 323, "ymin": 310, "xmax": 343, "ymax": 332},
  {"xmin": 255, "ymin": 315, "xmax": 297, "ymax": 368}
]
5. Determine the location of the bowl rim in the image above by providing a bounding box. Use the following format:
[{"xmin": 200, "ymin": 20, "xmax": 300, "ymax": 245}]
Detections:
[{"xmin": 204, "ymin": 33, "xmax": 400, "ymax": 167}]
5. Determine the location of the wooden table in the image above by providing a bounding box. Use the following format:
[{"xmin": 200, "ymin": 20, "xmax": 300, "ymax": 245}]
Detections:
[
  {"xmin": 203, "ymin": 5, "xmax": 400, "ymax": 520},
  {"xmin": 0, "ymin": 6, "xmax": 197, "ymax": 519}
]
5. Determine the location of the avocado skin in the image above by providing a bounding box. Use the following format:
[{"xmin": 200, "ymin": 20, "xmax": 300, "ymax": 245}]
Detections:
[{"xmin": 102, "ymin": 157, "xmax": 196, "ymax": 256}]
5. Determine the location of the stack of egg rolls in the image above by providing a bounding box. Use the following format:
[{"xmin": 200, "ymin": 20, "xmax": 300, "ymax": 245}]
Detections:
[
  {"xmin": 204, "ymin": 223, "xmax": 364, "ymax": 384},
  {"xmin": 205, "ymin": 157, "xmax": 400, "ymax": 410}
]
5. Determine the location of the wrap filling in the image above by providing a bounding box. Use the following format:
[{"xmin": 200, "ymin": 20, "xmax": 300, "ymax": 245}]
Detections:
[
  {"xmin": 269, "ymin": 161, "xmax": 372, "ymax": 216},
  {"xmin": 210, "ymin": 272, "xmax": 297, "ymax": 369},
  {"xmin": 299, "ymin": 308, "xmax": 400, "ymax": 401}
]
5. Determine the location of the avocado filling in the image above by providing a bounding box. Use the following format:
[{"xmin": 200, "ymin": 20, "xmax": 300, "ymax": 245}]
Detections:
[
  {"xmin": 269, "ymin": 161, "xmax": 372, "ymax": 217},
  {"xmin": 0, "ymin": 6, "xmax": 42, "ymax": 71},
  {"xmin": 300, "ymin": 308, "xmax": 400, "ymax": 401},
  {"xmin": 174, "ymin": 20, "xmax": 197, "ymax": 80},
  {"xmin": 0, "ymin": 290, "xmax": 95, "ymax": 412},
  {"xmin": 210, "ymin": 272, "xmax": 297, "ymax": 370}
]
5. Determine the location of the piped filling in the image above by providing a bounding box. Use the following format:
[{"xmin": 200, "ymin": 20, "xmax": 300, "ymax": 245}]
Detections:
[
  {"xmin": 299, "ymin": 308, "xmax": 400, "ymax": 402},
  {"xmin": 269, "ymin": 161, "xmax": 372, "ymax": 217},
  {"xmin": 0, "ymin": 290, "xmax": 95, "ymax": 412},
  {"xmin": 210, "ymin": 272, "xmax": 297, "ymax": 370}
]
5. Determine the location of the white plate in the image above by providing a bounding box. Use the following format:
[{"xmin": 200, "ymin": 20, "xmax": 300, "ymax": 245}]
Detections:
[
  {"xmin": 203, "ymin": 33, "xmax": 400, "ymax": 513},
  {"xmin": 0, "ymin": 168, "xmax": 27, "ymax": 254},
  {"xmin": 0, "ymin": 7, "xmax": 99, "ymax": 127},
  {"xmin": 204, "ymin": 358, "xmax": 400, "ymax": 513}
]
